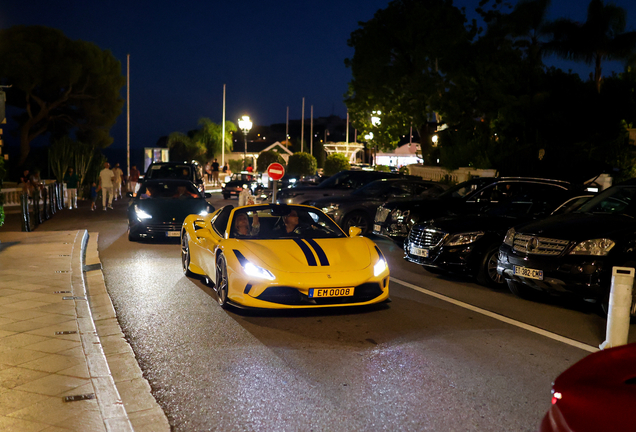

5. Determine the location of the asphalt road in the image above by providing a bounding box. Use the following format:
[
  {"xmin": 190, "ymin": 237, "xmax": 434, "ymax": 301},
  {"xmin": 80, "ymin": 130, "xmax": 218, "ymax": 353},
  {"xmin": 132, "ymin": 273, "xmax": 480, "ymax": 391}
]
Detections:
[{"xmin": 6, "ymin": 192, "xmax": 634, "ymax": 431}]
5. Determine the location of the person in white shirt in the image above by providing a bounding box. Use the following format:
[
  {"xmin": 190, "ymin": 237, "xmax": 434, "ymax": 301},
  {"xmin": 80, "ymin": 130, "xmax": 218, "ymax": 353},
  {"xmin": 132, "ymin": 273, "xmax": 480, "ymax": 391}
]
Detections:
[
  {"xmin": 99, "ymin": 162, "xmax": 115, "ymax": 210},
  {"xmin": 112, "ymin": 162, "xmax": 124, "ymax": 199}
]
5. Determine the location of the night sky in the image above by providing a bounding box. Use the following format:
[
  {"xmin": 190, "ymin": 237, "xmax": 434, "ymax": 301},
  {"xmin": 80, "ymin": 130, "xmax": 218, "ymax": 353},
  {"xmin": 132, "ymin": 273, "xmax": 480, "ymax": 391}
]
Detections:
[{"xmin": 3, "ymin": 0, "xmax": 636, "ymax": 166}]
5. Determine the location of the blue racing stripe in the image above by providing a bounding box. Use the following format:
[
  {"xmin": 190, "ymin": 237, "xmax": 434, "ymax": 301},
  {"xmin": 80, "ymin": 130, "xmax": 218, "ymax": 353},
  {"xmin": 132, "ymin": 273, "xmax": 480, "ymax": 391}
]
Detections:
[
  {"xmin": 293, "ymin": 239, "xmax": 317, "ymax": 266},
  {"xmin": 305, "ymin": 239, "xmax": 329, "ymax": 266}
]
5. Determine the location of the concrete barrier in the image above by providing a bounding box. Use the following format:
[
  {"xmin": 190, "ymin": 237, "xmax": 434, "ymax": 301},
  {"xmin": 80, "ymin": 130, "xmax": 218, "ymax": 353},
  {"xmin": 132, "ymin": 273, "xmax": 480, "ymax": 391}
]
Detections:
[{"xmin": 600, "ymin": 267, "xmax": 634, "ymax": 349}]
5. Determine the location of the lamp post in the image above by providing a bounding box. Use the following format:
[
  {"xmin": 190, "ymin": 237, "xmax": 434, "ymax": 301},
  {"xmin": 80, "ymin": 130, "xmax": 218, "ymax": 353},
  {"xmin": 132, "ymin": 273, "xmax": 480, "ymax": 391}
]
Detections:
[
  {"xmin": 238, "ymin": 115, "xmax": 252, "ymax": 171},
  {"xmin": 369, "ymin": 110, "xmax": 381, "ymax": 166}
]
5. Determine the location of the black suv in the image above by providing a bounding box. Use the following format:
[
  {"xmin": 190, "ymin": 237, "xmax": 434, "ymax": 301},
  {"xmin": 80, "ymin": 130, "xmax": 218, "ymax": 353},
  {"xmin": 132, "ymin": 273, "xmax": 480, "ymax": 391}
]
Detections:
[
  {"xmin": 276, "ymin": 170, "xmax": 412, "ymax": 205},
  {"xmin": 403, "ymin": 182, "xmax": 590, "ymax": 287},
  {"xmin": 497, "ymin": 179, "xmax": 636, "ymax": 315},
  {"xmin": 375, "ymin": 177, "xmax": 578, "ymax": 244},
  {"xmin": 143, "ymin": 161, "xmax": 205, "ymax": 192}
]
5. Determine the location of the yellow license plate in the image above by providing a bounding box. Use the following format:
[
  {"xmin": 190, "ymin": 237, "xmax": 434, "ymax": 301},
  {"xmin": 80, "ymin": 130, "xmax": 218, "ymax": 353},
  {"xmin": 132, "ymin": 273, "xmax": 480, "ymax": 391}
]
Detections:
[{"xmin": 309, "ymin": 287, "xmax": 354, "ymax": 298}]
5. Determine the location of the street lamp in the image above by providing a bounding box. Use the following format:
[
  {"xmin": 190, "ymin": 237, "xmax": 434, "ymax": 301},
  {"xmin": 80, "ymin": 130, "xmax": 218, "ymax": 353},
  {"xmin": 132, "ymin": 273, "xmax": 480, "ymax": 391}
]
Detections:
[
  {"xmin": 369, "ymin": 110, "xmax": 381, "ymax": 165},
  {"xmin": 238, "ymin": 115, "xmax": 252, "ymax": 171}
]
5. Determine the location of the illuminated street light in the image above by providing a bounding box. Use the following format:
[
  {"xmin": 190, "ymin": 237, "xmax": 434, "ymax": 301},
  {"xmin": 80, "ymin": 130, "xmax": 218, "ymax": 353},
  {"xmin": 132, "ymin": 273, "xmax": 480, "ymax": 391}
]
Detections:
[
  {"xmin": 371, "ymin": 110, "xmax": 381, "ymax": 127},
  {"xmin": 431, "ymin": 134, "xmax": 439, "ymax": 146},
  {"xmin": 238, "ymin": 115, "xmax": 252, "ymax": 170}
]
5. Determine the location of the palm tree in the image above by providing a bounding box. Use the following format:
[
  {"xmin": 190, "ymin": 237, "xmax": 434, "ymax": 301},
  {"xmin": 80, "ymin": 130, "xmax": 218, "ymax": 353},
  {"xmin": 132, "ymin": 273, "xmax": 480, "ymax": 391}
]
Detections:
[
  {"xmin": 544, "ymin": 0, "xmax": 636, "ymax": 93},
  {"xmin": 166, "ymin": 132, "xmax": 206, "ymax": 163},
  {"xmin": 197, "ymin": 117, "xmax": 237, "ymax": 161}
]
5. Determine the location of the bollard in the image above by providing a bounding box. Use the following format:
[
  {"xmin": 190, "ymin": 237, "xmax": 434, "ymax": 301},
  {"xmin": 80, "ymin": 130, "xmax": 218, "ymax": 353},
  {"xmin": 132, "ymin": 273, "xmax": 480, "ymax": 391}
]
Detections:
[
  {"xmin": 20, "ymin": 193, "xmax": 31, "ymax": 232},
  {"xmin": 600, "ymin": 267, "xmax": 634, "ymax": 350}
]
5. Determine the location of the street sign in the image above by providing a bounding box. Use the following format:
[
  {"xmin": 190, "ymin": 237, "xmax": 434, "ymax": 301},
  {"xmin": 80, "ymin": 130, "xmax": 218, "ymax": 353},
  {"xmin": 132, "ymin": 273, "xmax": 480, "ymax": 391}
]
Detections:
[{"xmin": 267, "ymin": 163, "xmax": 285, "ymax": 181}]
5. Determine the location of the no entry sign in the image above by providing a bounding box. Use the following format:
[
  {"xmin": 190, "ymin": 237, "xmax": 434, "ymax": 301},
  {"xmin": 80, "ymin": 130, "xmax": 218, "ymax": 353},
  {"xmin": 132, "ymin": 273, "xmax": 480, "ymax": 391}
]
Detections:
[{"xmin": 267, "ymin": 163, "xmax": 285, "ymax": 181}]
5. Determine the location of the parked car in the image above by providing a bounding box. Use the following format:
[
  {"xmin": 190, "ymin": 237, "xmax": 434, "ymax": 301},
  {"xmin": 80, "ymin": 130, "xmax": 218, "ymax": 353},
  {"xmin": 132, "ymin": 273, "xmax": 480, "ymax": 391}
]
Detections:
[
  {"xmin": 374, "ymin": 177, "xmax": 576, "ymax": 244},
  {"xmin": 403, "ymin": 190, "xmax": 592, "ymax": 287},
  {"xmin": 310, "ymin": 178, "xmax": 448, "ymax": 235},
  {"xmin": 143, "ymin": 161, "xmax": 205, "ymax": 192},
  {"xmin": 540, "ymin": 343, "xmax": 636, "ymax": 432},
  {"xmin": 498, "ymin": 179, "xmax": 636, "ymax": 316},
  {"xmin": 127, "ymin": 179, "xmax": 213, "ymax": 241},
  {"xmin": 276, "ymin": 170, "xmax": 414, "ymax": 205},
  {"xmin": 222, "ymin": 172, "xmax": 262, "ymax": 199}
]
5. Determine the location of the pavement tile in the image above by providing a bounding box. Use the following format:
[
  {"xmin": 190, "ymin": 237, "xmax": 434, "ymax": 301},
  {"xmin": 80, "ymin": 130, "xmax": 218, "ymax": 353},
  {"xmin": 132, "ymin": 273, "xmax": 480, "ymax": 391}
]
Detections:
[
  {"xmin": 100, "ymin": 335, "xmax": 134, "ymax": 356},
  {"xmin": 0, "ymin": 310, "xmax": 50, "ymax": 322},
  {"xmin": 108, "ymin": 353, "xmax": 143, "ymax": 383},
  {"xmin": 33, "ymin": 303, "xmax": 77, "ymax": 316},
  {"xmin": 55, "ymin": 346, "xmax": 85, "ymax": 359},
  {"xmin": 20, "ymin": 353, "xmax": 82, "ymax": 374},
  {"xmin": 26, "ymin": 323, "xmax": 80, "ymax": 341},
  {"xmin": 39, "ymin": 426, "xmax": 71, "ymax": 432},
  {"xmin": 0, "ymin": 388, "xmax": 52, "ymax": 416},
  {"xmin": 4, "ymin": 300, "xmax": 54, "ymax": 311},
  {"xmin": 28, "ymin": 315, "xmax": 77, "ymax": 326},
  {"xmin": 0, "ymin": 347, "xmax": 50, "ymax": 366},
  {"xmin": 0, "ymin": 414, "xmax": 50, "ymax": 432},
  {"xmin": 54, "ymin": 410, "xmax": 106, "ymax": 432},
  {"xmin": 0, "ymin": 297, "xmax": 21, "ymax": 306},
  {"xmin": 56, "ymin": 363, "xmax": 90, "ymax": 379},
  {"xmin": 58, "ymin": 382, "xmax": 94, "ymax": 398},
  {"xmin": 25, "ymin": 338, "xmax": 81, "ymax": 354},
  {"xmin": 13, "ymin": 373, "xmax": 90, "ymax": 396},
  {"xmin": 9, "ymin": 292, "xmax": 65, "ymax": 303},
  {"xmin": 0, "ymin": 329, "xmax": 17, "ymax": 338},
  {"xmin": 0, "ymin": 321, "xmax": 49, "ymax": 333},
  {"xmin": 8, "ymin": 391, "xmax": 99, "ymax": 424},
  {"xmin": 0, "ymin": 333, "xmax": 51, "ymax": 349},
  {"xmin": 116, "ymin": 378, "xmax": 155, "ymax": 413},
  {"xmin": 0, "ymin": 317, "xmax": 17, "ymax": 326},
  {"xmin": 0, "ymin": 367, "xmax": 49, "ymax": 389}
]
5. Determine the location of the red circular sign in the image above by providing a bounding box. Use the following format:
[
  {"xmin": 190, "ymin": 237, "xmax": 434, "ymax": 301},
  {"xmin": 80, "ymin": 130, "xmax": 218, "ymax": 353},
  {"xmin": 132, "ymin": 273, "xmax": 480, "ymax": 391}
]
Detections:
[{"xmin": 267, "ymin": 163, "xmax": 285, "ymax": 181}]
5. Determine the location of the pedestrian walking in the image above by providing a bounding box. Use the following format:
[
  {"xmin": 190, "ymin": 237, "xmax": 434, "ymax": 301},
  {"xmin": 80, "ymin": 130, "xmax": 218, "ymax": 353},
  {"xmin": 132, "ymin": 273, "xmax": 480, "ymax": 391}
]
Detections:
[
  {"xmin": 90, "ymin": 182, "xmax": 98, "ymax": 211},
  {"xmin": 99, "ymin": 162, "xmax": 115, "ymax": 210},
  {"xmin": 112, "ymin": 163, "xmax": 124, "ymax": 200},
  {"xmin": 129, "ymin": 164, "xmax": 140, "ymax": 193},
  {"xmin": 63, "ymin": 167, "xmax": 79, "ymax": 209},
  {"xmin": 212, "ymin": 158, "xmax": 220, "ymax": 186}
]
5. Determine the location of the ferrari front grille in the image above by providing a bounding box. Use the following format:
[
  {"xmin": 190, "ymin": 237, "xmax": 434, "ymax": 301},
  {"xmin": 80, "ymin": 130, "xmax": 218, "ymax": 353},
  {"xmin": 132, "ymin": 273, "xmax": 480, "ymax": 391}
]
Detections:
[
  {"xmin": 512, "ymin": 234, "xmax": 570, "ymax": 255},
  {"xmin": 408, "ymin": 226, "xmax": 446, "ymax": 248},
  {"xmin": 256, "ymin": 283, "xmax": 383, "ymax": 306}
]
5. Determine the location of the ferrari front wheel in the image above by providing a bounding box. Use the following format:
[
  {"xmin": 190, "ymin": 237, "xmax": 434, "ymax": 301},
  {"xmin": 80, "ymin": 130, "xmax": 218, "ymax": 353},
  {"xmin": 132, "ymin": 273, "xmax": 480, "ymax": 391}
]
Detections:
[
  {"xmin": 215, "ymin": 253, "xmax": 230, "ymax": 309},
  {"xmin": 181, "ymin": 233, "xmax": 194, "ymax": 277}
]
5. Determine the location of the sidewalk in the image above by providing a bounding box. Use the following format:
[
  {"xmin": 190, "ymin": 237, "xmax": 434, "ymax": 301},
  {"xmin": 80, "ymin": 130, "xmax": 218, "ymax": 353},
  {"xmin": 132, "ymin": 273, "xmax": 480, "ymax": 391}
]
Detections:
[{"xmin": 0, "ymin": 229, "xmax": 170, "ymax": 431}]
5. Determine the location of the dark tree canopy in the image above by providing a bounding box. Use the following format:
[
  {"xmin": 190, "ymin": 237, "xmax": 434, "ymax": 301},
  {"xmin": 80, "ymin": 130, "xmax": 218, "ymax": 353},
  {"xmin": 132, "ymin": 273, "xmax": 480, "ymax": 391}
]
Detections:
[{"xmin": 0, "ymin": 25, "xmax": 125, "ymax": 165}]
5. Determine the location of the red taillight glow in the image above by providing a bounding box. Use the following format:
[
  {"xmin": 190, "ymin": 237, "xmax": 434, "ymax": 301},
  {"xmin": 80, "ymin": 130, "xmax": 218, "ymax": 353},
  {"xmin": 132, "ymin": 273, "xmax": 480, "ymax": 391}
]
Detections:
[{"xmin": 551, "ymin": 391, "xmax": 562, "ymax": 405}]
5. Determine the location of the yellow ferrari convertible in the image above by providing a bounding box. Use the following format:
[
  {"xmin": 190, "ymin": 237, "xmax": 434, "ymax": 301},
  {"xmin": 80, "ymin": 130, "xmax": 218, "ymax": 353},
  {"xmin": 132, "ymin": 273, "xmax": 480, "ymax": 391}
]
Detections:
[{"xmin": 180, "ymin": 204, "xmax": 390, "ymax": 309}]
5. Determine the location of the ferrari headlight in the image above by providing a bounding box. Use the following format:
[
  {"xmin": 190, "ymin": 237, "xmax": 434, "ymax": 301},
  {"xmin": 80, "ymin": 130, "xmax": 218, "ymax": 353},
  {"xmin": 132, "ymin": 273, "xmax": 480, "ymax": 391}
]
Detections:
[
  {"xmin": 569, "ymin": 239, "xmax": 615, "ymax": 256},
  {"xmin": 374, "ymin": 258, "xmax": 388, "ymax": 276},
  {"xmin": 243, "ymin": 262, "xmax": 275, "ymax": 280},
  {"xmin": 198, "ymin": 210, "xmax": 209, "ymax": 217},
  {"xmin": 503, "ymin": 228, "xmax": 515, "ymax": 246},
  {"xmin": 134, "ymin": 205, "xmax": 152, "ymax": 220},
  {"xmin": 221, "ymin": 182, "xmax": 226, "ymax": 187},
  {"xmin": 444, "ymin": 231, "xmax": 484, "ymax": 246}
]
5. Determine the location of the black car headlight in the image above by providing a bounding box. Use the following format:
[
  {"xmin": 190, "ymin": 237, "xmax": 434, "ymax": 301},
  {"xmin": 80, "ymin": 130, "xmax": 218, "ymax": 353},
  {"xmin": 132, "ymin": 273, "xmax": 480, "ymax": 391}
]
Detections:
[
  {"xmin": 569, "ymin": 238, "xmax": 615, "ymax": 256},
  {"xmin": 503, "ymin": 228, "xmax": 515, "ymax": 246},
  {"xmin": 444, "ymin": 231, "xmax": 484, "ymax": 246},
  {"xmin": 134, "ymin": 204, "xmax": 152, "ymax": 220}
]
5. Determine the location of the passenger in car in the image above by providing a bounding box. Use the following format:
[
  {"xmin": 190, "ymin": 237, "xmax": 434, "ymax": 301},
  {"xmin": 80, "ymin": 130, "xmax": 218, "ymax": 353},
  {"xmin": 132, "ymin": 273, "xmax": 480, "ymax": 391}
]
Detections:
[{"xmin": 232, "ymin": 213, "xmax": 260, "ymax": 237}]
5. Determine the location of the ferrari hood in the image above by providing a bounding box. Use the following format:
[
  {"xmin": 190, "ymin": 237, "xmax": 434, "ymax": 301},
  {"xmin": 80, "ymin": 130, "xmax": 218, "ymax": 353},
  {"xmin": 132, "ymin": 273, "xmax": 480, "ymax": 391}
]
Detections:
[{"xmin": 237, "ymin": 237, "xmax": 375, "ymax": 273}]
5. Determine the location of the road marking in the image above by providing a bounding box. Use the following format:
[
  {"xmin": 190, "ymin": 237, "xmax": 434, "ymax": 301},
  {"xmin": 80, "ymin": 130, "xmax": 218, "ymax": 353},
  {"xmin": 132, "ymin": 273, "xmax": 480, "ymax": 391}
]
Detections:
[{"xmin": 392, "ymin": 277, "xmax": 598, "ymax": 353}]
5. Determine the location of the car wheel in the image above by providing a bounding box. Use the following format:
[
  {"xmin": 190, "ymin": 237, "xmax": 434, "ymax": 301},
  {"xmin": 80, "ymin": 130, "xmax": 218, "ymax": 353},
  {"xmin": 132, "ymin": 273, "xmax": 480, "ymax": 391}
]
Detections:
[
  {"xmin": 215, "ymin": 253, "xmax": 230, "ymax": 309},
  {"xmin": 506, "ymin": 279, "xmax": 543, "ymax": 300},
  {"xmin": 477, "ymin": 245, "xmax": 506, "ymax": 288},
  {"xmin": 342, "ymin": 211, "xmax": 371, "ymax": 235},
  {"xmin": 181, "ymin": 233, "xmax": 194, "ymax": 277}
]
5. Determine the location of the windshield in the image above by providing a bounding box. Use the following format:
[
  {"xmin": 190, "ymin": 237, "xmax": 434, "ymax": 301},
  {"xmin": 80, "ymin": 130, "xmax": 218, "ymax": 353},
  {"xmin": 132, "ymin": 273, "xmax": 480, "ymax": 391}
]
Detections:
[
  {"xmin": 228, "ymin": 206, "xmax": 346, "ymax": 239},
  {"xmin": 438, "ymin": 177, "xmax": 494, "ymax": 199},
  {"xmin": 576, "ymin": 185, "xmax": 636, "ymax": 217},
  {"xmin": 137, "ymin": 182, "xmax": 201, "ymax": 199},
  {"xmin": 146, "ymin": 164, "xmax": 192, "ymax": 180}
]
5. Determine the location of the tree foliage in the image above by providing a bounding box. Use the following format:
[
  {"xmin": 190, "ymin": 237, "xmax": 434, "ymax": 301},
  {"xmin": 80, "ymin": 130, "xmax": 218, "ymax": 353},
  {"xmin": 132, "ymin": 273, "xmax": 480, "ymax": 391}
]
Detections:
[
  {"xmin": 323, "ymin": 153, "xmax": 351, "ymax": 176},
  {"xmin": 166, "ymin": 132, "xmax": 206, "ymax": 164},
  {"xmin": 0, "ymin": 25, "xmax": 125, "ymax": 165},
  {"xmin": 344, "ymin": 0, "xmax": 636, "ymax": 181},
  {"xmin": 256, "ymin": 150, "xmax": 286, "ymax": 173},
  {"xmin": 287, "ymin": 152, "xmax": 317, "ymax": 177}
]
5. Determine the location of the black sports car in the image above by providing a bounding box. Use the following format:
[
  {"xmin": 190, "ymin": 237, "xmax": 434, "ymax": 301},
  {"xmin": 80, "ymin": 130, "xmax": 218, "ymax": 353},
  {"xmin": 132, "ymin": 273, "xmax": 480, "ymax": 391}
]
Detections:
[
  {"xmin": 497, "ymin": 179, "xmax": 636, "ymax": 315},
  {"xmin": 127, "ymin": 179, "xmax": 214, "ymax": 241},
  {"xmin": 403, "ymin": 192, "xmax": 592, "ymax": 287}
]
